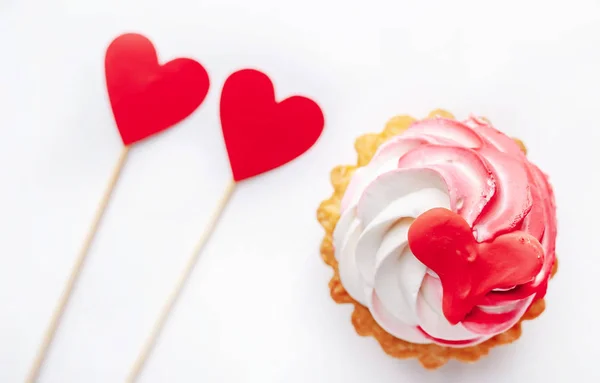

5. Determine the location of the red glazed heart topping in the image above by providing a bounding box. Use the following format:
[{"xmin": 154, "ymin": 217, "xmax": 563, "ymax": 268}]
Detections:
[{"xmin": 408, "ymin": 207, "xmax": 544, "ymax": 324}]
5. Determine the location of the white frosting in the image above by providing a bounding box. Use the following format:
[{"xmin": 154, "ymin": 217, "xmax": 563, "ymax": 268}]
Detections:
[{"xmin": 333, "ymin": 123, "xmax": 536, "ymax": 346}]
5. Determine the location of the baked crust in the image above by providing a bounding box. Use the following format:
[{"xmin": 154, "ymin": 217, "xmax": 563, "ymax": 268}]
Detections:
[{"xmin": 316, "ymin": 109, "xmax": 558, "ymax": 369}]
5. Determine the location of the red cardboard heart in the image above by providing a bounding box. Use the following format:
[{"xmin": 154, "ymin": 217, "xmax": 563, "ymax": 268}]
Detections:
[
  {"xmin": 408, "ymin": 208, "xmax": 544, "ymax": 324},
  {"xmin": 105, "ymin": 33, "xmax": 210, "ymax": 146},
  {"xmin": 220, "ymin": 69, "xmax": 325, "ymax": 181}
]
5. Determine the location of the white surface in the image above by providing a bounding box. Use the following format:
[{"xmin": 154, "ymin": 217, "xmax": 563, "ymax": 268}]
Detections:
[{"xmin": 1, "ymin": 0, "xmax": 599, "ymax": 382}]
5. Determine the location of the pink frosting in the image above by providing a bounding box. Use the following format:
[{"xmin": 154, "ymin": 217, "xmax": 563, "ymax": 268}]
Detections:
[
  {"xmin": 334, "ymin": 116, "xmax": 557, "ymax": 346},
  {"xmin": 402, "ymin": 117, "xmax": 557, "ymax": 338}
]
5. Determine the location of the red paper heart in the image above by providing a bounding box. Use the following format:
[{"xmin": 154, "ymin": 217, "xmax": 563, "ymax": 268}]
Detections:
[
  {"xmin": 220, "ymin": 69, "xmax": 325, "ymax": 181},
  {"xmin": 105, "ymin": 33, "xmax": 210, "ymax": 145},
  {"xmin": 408, "ymin": 208, "xmax": 544, "ymax": 324}
]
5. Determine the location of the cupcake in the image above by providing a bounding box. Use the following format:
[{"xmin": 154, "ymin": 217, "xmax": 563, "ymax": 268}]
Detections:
[{"xmin": 317, "ymin": 109, "xmax": 558, "ymax": 369}]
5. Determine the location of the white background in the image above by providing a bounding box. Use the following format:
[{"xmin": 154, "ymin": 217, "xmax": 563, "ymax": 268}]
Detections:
[{"xmin": 1, "ymin": 0, "xmax": 599, "ymax": 382}]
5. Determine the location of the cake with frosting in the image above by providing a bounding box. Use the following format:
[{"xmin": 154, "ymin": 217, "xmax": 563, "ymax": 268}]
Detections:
[{"xmin": 317, "ymin": 110, "xmax": 558, "ymax": 368}]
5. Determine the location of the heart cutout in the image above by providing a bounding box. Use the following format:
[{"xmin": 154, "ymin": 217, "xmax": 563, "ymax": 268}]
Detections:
[
  {"xmin": 220, "ymin": 69, "xmax": 325, "ymax": 181},
  {"xmin": 105, "ymin": 33, "xmax": 210, "ymax": 145},
  {"xmin": 408, "ymin": 207, "xmax": 544, "ymax": 324}
]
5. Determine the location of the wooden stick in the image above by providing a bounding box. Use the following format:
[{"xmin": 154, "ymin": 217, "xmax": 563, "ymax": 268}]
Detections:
[
  {"xmin": 25, "ymin": 146, "xmax": 131, "ymax": 383},
  {"xmin": 125, "ymin": 179, "xmax": 237, "ymax": 382}
]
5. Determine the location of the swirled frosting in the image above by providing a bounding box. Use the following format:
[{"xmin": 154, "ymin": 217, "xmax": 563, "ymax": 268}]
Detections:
[{"xmin": 333, "ymin": 117, "xmax": 556, "ymax": 346}]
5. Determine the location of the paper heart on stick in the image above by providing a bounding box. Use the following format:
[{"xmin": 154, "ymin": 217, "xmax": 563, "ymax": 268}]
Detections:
[
  {"xmin": 105, "ymin": 33, "xmax": 210, "ymax": 145},
  {"xmin": 29, "ymin": 32, "xmax": 212, "ymax": 383},
  {"xmin": 126, "ymin": 68, "xmax": 325, "ymax": 381},
  {"xmin": 220, "ymin": 69, "xmax": 325, "ymax": 181}
]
